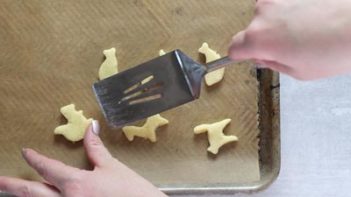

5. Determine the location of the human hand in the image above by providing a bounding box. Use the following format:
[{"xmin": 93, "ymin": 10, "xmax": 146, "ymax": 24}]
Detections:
[
  {"xmin": 229, "ymin": 0, "xmax": 351, "ymax": 80},
  {"xmin": 0, "ymin": 121, "xmax": 167, "ymax": 197}
]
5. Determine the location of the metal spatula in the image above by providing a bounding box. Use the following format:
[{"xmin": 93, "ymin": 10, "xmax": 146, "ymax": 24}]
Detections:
[{"xmin": 93, "ymin": 49, "xmax": 236, "ymax": 128}]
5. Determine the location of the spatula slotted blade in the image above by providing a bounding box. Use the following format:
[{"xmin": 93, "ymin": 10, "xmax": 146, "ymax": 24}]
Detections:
[{"xmin": 93, "ymin": 50, "xmax": 206, "ymax": 128}]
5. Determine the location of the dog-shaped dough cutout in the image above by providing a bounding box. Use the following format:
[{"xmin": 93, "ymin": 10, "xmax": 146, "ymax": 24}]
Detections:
[
  {"xmin": 194, "ymin": 119, "xmax": 238, "ymax": 154},
  {"xmin": 122, "ymin": 114, "xmax": 169, "ymax": 142}
]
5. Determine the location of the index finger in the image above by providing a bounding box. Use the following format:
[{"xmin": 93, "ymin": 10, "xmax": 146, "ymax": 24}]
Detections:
[{"xmin": 22, "ymin": 148, "xmax": 80, "ymax": 189}]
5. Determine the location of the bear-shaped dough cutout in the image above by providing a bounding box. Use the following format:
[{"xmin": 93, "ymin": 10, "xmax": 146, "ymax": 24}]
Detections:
[{"xmin": 98, "ymin": 47, "xmax": 118, "ymax": 80}]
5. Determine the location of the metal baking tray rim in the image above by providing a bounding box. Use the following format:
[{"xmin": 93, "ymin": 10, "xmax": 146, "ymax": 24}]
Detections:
[{"xmin": 162, "ymin": 69, "xmax": 281, "ymax": 195}]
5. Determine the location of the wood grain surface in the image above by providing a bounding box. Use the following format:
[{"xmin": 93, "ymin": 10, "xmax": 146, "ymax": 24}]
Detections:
[{"xmin": 0, "ymin": 0, "xmax": 260, "ymax": 187}]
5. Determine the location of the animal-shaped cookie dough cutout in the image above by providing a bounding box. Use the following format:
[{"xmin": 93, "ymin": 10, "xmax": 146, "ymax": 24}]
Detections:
[
  {"xmin": 159, "ymin": 49, "xmax": 166, "ymax": 56},
  {"xmin": 199, "ymin": 42, "xmax": 225, "ymax": 86},
  {"xmin": 54, "ymin": 104, "xmax": 93, "ymax": 142},
  {"xmin": 194, "ymin": 119, "xmax": 238, "ymax": 154},
  {"xmin": 122, "ymin": 114, "xmax": 169, "ymax": 142},
  {"xmin": 98, "ymin": 47, "xmax": 118, "ymax": 80}
]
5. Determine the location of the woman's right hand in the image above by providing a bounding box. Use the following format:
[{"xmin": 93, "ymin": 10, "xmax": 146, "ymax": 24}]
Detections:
[{"xmin": 229, "ymin": 0, "xmax": 351, "ymax": 80}]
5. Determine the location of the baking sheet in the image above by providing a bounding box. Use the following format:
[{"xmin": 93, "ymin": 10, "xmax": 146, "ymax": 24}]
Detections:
[{"xmin": 0, "ymin": 0, "xmax": 263, "ymax": 190}]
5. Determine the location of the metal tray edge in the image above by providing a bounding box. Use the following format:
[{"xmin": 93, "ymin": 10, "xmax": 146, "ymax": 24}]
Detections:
[{"xmin": 163, "ymin": 69, "xmax": 281, "ymax": 195}]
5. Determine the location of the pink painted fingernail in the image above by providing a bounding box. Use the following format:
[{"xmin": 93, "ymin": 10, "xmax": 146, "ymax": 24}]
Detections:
[{"xmin": 92, "ymin": 120, "xmax": 100, "ymax": 135}]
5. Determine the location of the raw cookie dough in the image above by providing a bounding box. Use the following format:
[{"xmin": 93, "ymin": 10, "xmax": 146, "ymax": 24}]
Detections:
[
  {"xmin": 159, "ymin": 49, "xmax": 166, "ymax": 56},
  {"xmin": 54, "ymin": 104, "xmax": 93, "ymax": 142},
  {"xmin": 98, "ymin": 47, "xmax": 118, "ymax": 80},
  {"xmin": 194, "ymin": 119, "xmax": 238, "ymax": 154},
  {"xmin": 199, "ymin": 42, "xmax": 224, "ymax": 86},
  {"xmin": 122, "ymin": 114, "xmax": 169, "ymax": 142}
]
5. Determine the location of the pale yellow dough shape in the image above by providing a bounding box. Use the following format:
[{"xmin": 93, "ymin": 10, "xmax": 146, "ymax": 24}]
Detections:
[
  {"xmin": 199, "ymin": 42, "xmax": 225, "ymax": 86},
  {"xmin": 122, "ymin": 114, "xmax": 169, "ymax": 142},
  {"xmin": 159, "ymin": 49, "xmax": 166, "ymax": 56},
  {"xmin": 194, "ymin": 119, "xmax": 238, "ymax": 154},
  {"xmin": 98, "ymin": 47, "xmax": 118, "ymax": 80},
  {"xmin": 54, "ymin": 104, "xmax": 93, "ymax": 142}
]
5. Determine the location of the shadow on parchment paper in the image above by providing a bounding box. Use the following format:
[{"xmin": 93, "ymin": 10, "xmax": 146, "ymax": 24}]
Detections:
[
  {"xmin": 193, "ymin": 131, "xmax": 208, "ymax": 144},
  {"xmin": 82, "ymin": 156, "xmax": 94, "ymax": 171},
  {"xmin": 198, "ymin": 53, "xmax": 206, "ymax": 64},
  {"xmin": 57, "ymin": 114, "xmax": 67, "ymax": 125}
]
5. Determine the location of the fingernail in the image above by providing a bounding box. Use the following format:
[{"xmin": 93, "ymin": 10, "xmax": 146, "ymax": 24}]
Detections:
[
  {"xmin": 92, "ymin": 120, "xmax": 100, "ymax": 135},
  {"xmin": 21, "ymin": 148, "xmax": 28, "ymax": 157}
]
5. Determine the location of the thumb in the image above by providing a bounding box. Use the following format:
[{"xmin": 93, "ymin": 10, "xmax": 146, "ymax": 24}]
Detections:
[
  {"xmin": 228, "ymin": 30, "xmax": 255, "ymax": 60},
  {"xmin": 84, "ymin": 120, "xmax": 113, "ymax": 168}
]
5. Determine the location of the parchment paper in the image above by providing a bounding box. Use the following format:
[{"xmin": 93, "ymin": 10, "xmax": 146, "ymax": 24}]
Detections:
[{"xmin": 0, "ymin": 0, "xmax": 259, "ymax": 187}]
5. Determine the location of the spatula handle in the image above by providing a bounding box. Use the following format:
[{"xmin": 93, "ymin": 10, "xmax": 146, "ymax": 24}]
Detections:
[{"xmin": 205, "ymin": 56, "xmax": 239, "ymax": 73}]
